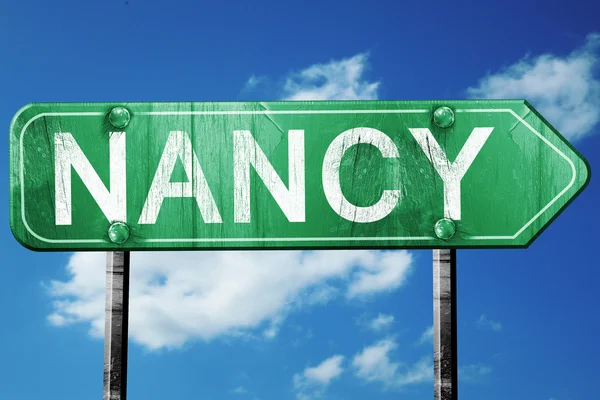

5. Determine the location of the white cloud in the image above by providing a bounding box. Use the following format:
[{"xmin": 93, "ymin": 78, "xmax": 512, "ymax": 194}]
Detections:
[
  {"xmin": 244, "ymin": 74, "xmax": 265, "ymax": 91},
  {"xmin": 302, "ymin": 284, "xmax": 339, "ymax": 306},
  {"xmin": 230, "ymin": 386, "xmax": 248, "ymax": 394},
  {"xmin": 417, "ymin": 326, "xmax": 433, "ymax": 345},
  {"xmin": 244, "ymin": 53, "xmax": 379, "ymax": 101},
  {"xmin": 367, "ymin": 313, "xmax": 395, "ymax": 332},
  {"xmin": 295, "ymin": 355, "xmax": 345, "ymax": 386},
  {"xmin": 395, "ymin": 358, "xmax": 433, "ymax": 387},
  {"xmin": 293, "ymin": 355, "xmax": 345, "ymax": 399},
  {"xmin": 352, "ymin": 338, "xmax": 432, "ymax": 389},
  {"xmin": 291, "ymin": 326, "xmax": 314, "ymax": 348},
  {"xmin": 459, "ymin": 363, "xmax": 492, "ymax": 383},
  {"xmin": 347, "ymin": 251, "xmax": 412, "ymax": 298},
  {"xmin": 467, "ymin": 33, "xmax": 600, "ymax": 140},
  {"xmin": 352, "ymin": 338, "xmax": 398, "ymax": 385},
  {"xmin": 477, "ymin": 314, "xmax": 502, "ymax": 332},
  {"xmin": 47, "ymin": 313, "xmax": 70, "ymax": 326},
  {"xmin": 351, "ymin": 338, "xmax": 489, "ymax": 390},
  {"xmin": 277, "ymin": 53, "xmax": 379, "ymax": 101},
  {"xmin": 47, "ymin": 250, "xmax": 412, "ymax": 350},
  {"xmin": 262, "ymin": 314, "xmax": 285, "ymax": 340}
]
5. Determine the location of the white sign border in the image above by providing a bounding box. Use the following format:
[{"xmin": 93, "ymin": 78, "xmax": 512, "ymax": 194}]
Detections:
[{"xmin": 16, "ymin": 106, "xmax": 576, "ymax": 245}]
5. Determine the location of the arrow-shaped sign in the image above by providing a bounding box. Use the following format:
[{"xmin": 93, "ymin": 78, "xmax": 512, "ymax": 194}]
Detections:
[{"xmin": 9, "ymin": 100, "xmax": 590, "ymax": 251}]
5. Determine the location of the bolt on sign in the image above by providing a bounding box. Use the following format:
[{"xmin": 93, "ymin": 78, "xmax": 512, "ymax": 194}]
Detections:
[{"xmin": 9, "ymin": 100, "xmax": 590, "ymax": 251}]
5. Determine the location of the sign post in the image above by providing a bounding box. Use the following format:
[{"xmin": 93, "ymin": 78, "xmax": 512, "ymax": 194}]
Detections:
[
  {"xmin": 8, "ymin": 100, "xmax": 591, "ymax": 400},
  {"xmin": 433, "ymin": 249, "xmax": 457, "ymax": 400},
  {"xmin": 103, "ymin": 251, "xmax": 130, "ymax": 400}
]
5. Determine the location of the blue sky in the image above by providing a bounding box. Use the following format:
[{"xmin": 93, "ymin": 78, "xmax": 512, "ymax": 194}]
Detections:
[{"xmin": 1, "ymin": 1, "xmax": 599, "ymax": 399}]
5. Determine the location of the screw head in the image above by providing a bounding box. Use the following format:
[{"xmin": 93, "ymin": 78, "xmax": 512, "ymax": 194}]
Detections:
[
  {"xmin": 108, "ymin": 107, "xmax": 131, "ymax": 128},
  {"xmin": 433, "ymin": 106, "xmax": 455, "ymax": 128},
  {"xmin": 434, "ymin": 218, "xmax": 456, "ymax": 240},
  {"xmin": 108, "ymin": 222, "xmax": 130, "ymax": 244}
]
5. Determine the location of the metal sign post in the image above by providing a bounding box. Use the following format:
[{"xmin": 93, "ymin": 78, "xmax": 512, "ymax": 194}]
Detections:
[
  {"xmin": 103, "ymin": 251, "xmax": 131, "ymax": 400},
  {"xmin": 433, "ymin": 249, "xmax": 458, "ymax": 400}
]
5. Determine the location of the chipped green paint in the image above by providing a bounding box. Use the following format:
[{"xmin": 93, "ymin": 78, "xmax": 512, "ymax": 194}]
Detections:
[{"xmin": 9, "ymin": 100, "xmax": 590, "ymax": 251}]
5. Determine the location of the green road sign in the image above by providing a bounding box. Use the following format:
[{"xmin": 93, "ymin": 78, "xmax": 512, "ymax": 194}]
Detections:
[{"xmin": 9, "ymin": 100, "xmax": 590, "ymax": 251}]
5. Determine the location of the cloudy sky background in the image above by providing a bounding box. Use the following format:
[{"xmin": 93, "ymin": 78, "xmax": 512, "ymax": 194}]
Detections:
[{"xmin": 1, "ymin": 1, "xmax": 599, "ymax": 400}]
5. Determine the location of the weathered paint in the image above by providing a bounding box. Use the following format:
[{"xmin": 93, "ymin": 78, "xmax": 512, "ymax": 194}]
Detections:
[
  {"xmin": 9, "ymin": 100, "xmax": 591, "ymax": 251},
  {"xmin": 139, "ymin": 130, "xmax": 221, "ymax": 225},
  {"xmin": 322, "ymin": 127, "xmax": 400, "ymax": 223},
  {"xmin": 409, "ymin": 127, "xmax": 495, "ymax": 220}
]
